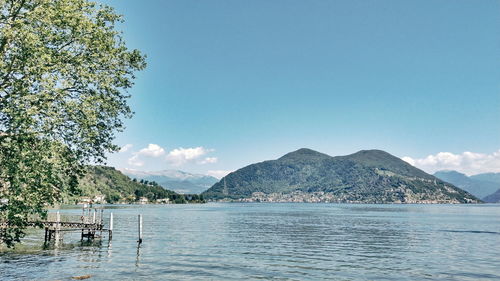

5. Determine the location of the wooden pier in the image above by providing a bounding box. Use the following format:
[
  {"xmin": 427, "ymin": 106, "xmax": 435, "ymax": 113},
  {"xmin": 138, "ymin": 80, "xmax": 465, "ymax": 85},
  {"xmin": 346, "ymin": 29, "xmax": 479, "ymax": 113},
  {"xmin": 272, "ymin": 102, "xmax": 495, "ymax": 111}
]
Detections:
[
  {"xmin": 1, "ymin": 206, "xmax": 147, "ymax": 245},
  {"xmin": 0, "ymin": 207, "xmax": 111, "ymax": 244},
  {"xmin": 41, "ymin": 207, "xmax": 110, "ymax": 243}
]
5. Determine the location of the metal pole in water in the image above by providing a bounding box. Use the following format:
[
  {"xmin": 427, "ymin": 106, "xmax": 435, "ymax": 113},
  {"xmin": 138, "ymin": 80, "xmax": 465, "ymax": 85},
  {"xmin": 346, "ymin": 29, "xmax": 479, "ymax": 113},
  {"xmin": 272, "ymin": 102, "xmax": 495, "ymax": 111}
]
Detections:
[
  {"xmin": 109, "ymin": 212, "xmax": 113, "ymax": 240},
  {"xmin": 138, "ymin": 214, "xmax": 143, "ymax": 244}
]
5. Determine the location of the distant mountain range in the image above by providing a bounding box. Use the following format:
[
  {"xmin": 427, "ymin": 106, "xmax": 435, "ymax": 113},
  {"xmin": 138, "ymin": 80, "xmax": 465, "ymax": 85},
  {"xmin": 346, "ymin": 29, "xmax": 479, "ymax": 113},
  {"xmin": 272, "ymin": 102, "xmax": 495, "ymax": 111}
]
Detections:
[
  {"xmin": 120, "ymin": 169, "xmax": 218, "ymax": 194},
  {"xmin": 433, "ymin": 170, "xmax": 500, "ymax": 202},
  {"xmin": 470, "ymin": 173, "xmax": 500, "ymax": 185},
  {"xmin": 202, "ymin": 148, "xmax": 480, "ymax": 203},
  {"xmin": 72, "ymin": 166, "xmax": 203, "ymax": 204}
]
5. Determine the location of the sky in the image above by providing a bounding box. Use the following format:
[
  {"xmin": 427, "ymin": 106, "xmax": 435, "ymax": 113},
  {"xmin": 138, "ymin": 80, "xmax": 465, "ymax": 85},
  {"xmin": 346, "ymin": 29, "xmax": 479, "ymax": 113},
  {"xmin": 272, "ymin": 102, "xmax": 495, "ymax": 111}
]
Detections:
[{"xmin": 101, "ymin": 0, "xmax": 500, "ymax": 177}]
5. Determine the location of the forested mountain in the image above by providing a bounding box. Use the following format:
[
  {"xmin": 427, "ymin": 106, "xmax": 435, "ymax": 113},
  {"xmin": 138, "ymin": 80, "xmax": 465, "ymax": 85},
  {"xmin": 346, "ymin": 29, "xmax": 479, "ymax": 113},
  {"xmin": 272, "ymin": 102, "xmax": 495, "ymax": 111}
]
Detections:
[{"xmin": 202, "ymin": 149, "xmax": 480, "ymax": 203}]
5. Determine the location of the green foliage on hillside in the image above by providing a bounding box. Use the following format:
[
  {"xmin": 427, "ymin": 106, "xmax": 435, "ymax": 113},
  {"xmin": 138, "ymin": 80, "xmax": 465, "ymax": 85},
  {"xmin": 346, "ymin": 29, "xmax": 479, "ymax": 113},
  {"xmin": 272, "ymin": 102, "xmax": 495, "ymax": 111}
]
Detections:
[
  {"xmin": 202, "ymin": 148, "xmax": 480, "ymax": 203},
  {"xmin": 69, "ymin": 166, "xmax": 204, "ymax": 204}
]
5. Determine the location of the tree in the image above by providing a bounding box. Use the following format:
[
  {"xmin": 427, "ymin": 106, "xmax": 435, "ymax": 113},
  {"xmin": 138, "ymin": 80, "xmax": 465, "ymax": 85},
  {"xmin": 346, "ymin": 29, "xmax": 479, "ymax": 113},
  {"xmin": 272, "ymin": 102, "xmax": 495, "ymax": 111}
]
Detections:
[
  {"xmin": 0, "ymin": 0, "xmax": 146, "ymax": 247},
  {"xmin": 145, "ymin": 191, "xmax": 154, "ymax": 201},
  {"xmin": 134, "ymin": 189, "xmax": 143, "ymax": 201}
]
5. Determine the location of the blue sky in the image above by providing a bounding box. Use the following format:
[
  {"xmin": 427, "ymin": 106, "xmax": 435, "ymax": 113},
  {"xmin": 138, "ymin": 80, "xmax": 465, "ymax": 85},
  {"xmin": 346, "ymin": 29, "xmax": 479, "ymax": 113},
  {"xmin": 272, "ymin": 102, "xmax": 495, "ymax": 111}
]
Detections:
[{"xmin": 103, "ymin": 0, "xmax": 500, "ymax": 177}]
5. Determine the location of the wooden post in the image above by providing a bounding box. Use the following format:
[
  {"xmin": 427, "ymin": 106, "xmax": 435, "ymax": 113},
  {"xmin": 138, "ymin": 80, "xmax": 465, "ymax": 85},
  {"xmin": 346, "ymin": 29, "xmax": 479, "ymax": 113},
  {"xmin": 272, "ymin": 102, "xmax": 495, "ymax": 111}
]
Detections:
[
  {"xmin": 54, "ymin": 211, "xmax": 61, "ymax": 242},
  {"xmin": 138, "ymin": 214, "xmax": 143, "ymax": 244},
  {"xmin": 90, "ymin": 209, "xmax": 96, "ymax": 239},
  {"xmin": 109, "ymin": 212, "xmax": 113, "ymax": 240},
  {"xmin": 99, "ymin": 209, "xmax": 103, "ymax": 237}
]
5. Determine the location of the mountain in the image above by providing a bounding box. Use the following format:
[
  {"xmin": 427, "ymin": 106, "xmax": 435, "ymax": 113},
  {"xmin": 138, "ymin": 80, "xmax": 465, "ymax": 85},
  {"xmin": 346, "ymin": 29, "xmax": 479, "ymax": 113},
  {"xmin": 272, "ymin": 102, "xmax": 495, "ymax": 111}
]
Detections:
[
  {"xmin": 470, "ymin": 173, "xmax": 500, "ymax": 185},
  {"xmin": 483, "ymin": 189, "xmax": 500, "ymax": 203},
  {"xmin": 202, "ymin": 148, "xmax": 480, "ymax": 203},
  {"xmin": 433, "ymin": 171, "xmax": 500, "ymax": 200},
  {"xmin": 69, "ymin": 166, "xmax": 204, "ymax": 204},
  {"xmin": 120, "ymin": 169, "xmax": 218, "ymax": 194}
]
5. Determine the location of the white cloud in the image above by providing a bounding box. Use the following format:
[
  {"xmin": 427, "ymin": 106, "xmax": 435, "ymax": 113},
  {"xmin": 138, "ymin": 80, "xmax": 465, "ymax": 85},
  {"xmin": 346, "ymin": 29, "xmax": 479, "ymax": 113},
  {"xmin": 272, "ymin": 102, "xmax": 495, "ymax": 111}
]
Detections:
[
  {"xmin": 401, "ymin": 156, "xmax": 415, "ymax": 166},
  {"xmin": 119, "ymin": 144, "xmax": 133, "ymax": 153},
  {"xmin": 138, "ymin": 144, "xmax": 165, "ymax": 157},
  {"xmin": 124, "ymin": 144, "xmax": 218, "ymax": 168},
  {"xmin": 207, "ymin": 170, "xmax": 232, "ymax": 179},
  {"xmin": 126, "ymin": 144, "xmax": 165, "ymax": 167},
  {"xmin": 402, "ymin": 149, "xmax": 500, "ymax": 176},
  {"xmin": 127, "ymin": 154, "xmax": 144, "ymax": 167},
  {"xmin": 198, "ymin": 157, "xmax": 218, "ymax": 164},
  {"xmin": 166, "ymin": 147, "xmax": 214, "ymax": 166}
]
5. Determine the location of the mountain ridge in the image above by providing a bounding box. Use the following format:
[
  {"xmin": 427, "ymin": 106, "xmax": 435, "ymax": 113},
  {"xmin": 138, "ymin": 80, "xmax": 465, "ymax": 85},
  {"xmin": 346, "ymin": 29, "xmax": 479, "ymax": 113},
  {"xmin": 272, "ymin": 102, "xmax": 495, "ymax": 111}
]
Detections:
[
  {"xmin": 202, "ymin": 148, "xmax": 480, "ymax": 203},
  {"xmin": 433, "ymin": 170, "xmax": 500, "ymax": 202},
  {"xmin": 470, "ymin": 173, "xmax": 500, "ymax": 184}
]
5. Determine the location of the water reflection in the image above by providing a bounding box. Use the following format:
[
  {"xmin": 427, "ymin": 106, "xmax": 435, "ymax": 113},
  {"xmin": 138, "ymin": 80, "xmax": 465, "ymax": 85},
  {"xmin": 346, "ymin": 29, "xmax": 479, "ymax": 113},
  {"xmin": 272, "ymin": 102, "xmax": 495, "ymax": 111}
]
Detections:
[
  {"xmin": 107, "ymin": 240, "xmax": 112, "ymax": 258},
  {"xmin": 135, "ymin": 244, "xmax": 141, "ymax": 269}
]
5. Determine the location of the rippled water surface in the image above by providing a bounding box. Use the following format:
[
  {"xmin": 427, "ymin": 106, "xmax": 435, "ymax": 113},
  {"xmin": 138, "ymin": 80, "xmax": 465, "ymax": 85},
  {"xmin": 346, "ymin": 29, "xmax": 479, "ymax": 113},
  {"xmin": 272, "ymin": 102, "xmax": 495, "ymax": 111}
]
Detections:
[{"xmin": 1, "ymin": 203, "xmax": 500, "ymax": 280}]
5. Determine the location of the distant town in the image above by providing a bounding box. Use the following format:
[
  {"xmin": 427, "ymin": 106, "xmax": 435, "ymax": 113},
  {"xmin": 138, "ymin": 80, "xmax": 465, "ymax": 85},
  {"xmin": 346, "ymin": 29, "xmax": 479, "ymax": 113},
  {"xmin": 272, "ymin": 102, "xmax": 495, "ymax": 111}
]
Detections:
[
  {"xmin": 223, "ymin": 191, "xmax": 468, "ymax": 204},
  {"xmin": 77, "ymin": 194, "xmax": 171, "ymax": 205},
  {"xmin": 76, "ymin": 194, "xmax": 202, "ymax": 205}
]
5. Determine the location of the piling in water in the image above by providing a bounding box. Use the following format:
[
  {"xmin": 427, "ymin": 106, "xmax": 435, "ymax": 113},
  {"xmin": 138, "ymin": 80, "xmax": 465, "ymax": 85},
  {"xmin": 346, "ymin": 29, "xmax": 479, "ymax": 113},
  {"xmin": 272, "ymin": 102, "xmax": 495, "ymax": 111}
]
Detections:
[
  {"xmin": 109, "ymin": 212, "xmax": 113, "ymax": 240},
  {"xmin": 138, "ymin": 214, "xmax": 143, "ymax": 244}
]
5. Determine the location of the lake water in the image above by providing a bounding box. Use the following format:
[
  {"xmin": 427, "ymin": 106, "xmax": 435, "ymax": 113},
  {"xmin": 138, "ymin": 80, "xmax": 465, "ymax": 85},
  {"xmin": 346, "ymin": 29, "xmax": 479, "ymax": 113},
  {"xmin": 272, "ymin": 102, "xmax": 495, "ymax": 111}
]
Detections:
[{"xmin": 1, "ymin": 203, "xmax": 499, "ymax": 280}]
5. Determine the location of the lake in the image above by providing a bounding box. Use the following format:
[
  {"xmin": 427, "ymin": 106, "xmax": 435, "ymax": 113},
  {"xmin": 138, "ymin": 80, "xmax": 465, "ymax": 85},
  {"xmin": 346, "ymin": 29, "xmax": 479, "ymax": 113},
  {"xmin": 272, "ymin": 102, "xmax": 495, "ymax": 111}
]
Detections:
[{"xmin": 1, "ymin": 203, "xmax": 499, "ymax": 280}]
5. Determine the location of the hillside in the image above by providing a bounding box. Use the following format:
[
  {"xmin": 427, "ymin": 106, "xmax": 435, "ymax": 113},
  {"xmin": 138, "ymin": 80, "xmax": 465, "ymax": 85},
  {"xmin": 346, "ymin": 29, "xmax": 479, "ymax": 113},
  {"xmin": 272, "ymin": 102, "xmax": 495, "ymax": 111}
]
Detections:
[
  {"xmin": 121, "ymin": 169, "xmax": 218, "ymax": 194},
  {"xmin": 68, "ymin": 166, "xmax": 204, "ymax": 204},
  {"xmin": 483, "ymin": 189, "xmax": 500, "ymax": 203},
  {"xmin": 202, "ymin": 148, "xmax": 480, "ymax": 203},
  {"xmin": 433, "ymin": 170, "xmax": 500, "ymax": 200}
]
